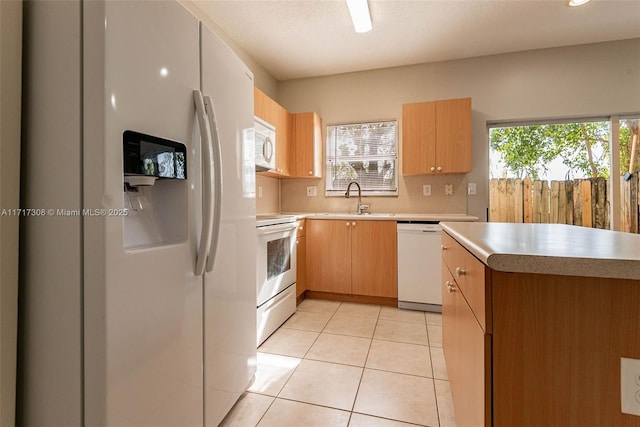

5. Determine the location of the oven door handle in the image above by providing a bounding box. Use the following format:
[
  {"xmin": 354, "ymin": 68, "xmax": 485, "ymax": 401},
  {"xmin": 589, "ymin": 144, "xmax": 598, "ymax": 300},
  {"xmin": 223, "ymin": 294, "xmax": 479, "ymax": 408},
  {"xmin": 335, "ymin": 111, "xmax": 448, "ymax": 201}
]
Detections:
[{"xmin": 256, "ymin": 223, "xmax": 297, "ymax": 236}]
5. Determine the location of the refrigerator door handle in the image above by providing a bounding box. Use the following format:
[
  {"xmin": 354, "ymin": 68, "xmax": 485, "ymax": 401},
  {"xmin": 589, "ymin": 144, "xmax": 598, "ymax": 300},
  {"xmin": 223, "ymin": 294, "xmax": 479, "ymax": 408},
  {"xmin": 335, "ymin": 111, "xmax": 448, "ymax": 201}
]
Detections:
[
  {"xmin": 204, "ymin": 95, "xmax": 222, "ymax": 273},
  {"xmin": 194, "ymin": 90, "xmax": 214, "ymax": 276}
]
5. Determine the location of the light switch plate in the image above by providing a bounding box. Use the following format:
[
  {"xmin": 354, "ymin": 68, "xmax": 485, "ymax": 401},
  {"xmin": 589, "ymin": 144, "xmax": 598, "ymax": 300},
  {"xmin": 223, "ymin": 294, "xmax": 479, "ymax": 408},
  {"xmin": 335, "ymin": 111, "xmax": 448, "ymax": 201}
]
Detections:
[
  {"xmin": 621, "ymin": 357, "xmax": 640, "ymax": 416},
  {"xmin": 258, "ymin": 186, "xmax": 263, "ymax": 198},
  {"xmin": 445, "ymin": 184, "xmax": 453, "ymax": 196},
  {"xmin": 306, "ymin": 186, "xmax": 317, "ymax": 197},
  {"xmin": 468, "ymin": 182, "xmax": 477, "ymax": 195},
  {"xmin": 423, "ymin": 184, "xmax": 431, "ymax": 196}
]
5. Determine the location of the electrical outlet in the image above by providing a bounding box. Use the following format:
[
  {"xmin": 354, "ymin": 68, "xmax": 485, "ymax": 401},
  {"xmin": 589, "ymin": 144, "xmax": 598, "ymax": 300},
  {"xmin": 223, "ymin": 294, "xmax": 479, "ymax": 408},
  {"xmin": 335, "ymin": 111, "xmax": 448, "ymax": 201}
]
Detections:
[
  {"xmin": 306, "ymin": 186, "xmax": 317, "ymax": 197},
  {"xmin": 468, "ymin": 182, "xmax": 477, "ymax": 195},
  {"xmin": 621, "ymin": 357, "xmax": 640, "ymax": 416},
  {"xmin": 445, "ymin": 184, "xmax": 453, "ymax": 196},
  {"xmin": 258, "ymin": 186, "xmax": 263, "ymax": 198},
  {"xmin": 423, "ymin": 184, "xmax": 431, "ymax": 196}
]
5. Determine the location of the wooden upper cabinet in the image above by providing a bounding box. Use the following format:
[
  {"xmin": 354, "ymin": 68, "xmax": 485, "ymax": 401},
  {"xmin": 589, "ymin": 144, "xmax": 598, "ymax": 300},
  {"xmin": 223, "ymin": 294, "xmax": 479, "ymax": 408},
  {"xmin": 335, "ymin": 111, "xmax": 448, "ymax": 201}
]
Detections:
[
  {"xmin": 436, "ymin": 98, "xmax": 472, "ymax": 174},
  {"xmin": 273, "ymin": 104, "xmax": 291, "ymax": 176},
  {"xmin": 402, "ymin": 101, "xmax": 436, "ymax": 176},
  {"xmin": 291, "ymin": 112, "xmax": 322, "ymax": 178},
  {"xmin": 402, "ymin": 97, "xmax": 472, "ymax": 175},
  {"xmin": 254, "ymin": 87, "xmax": 290, "ymax": 177},
  {"xmin": 254, "ymin": 87, "xmax": 323, "ymax": 178},
  {"xmin": 254, "ymin": 87, "xmax": 271, "ymax": 123}
]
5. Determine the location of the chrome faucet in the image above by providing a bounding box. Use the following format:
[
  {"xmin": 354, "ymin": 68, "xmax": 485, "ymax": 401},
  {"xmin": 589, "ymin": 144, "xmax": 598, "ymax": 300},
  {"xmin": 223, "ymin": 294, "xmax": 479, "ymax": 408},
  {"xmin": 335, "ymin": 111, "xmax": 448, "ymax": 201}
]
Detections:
[{"xmin": 345, "ymin": 181, "xmax": 369, "ymax": 214}]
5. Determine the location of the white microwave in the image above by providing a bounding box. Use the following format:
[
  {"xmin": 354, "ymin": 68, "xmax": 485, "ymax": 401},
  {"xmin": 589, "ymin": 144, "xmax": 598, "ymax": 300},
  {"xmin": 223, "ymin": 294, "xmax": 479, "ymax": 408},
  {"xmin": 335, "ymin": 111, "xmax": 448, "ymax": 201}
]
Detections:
[{"xmin": 255, "ymin": 117, "xmax": 275, "ymax": 172}]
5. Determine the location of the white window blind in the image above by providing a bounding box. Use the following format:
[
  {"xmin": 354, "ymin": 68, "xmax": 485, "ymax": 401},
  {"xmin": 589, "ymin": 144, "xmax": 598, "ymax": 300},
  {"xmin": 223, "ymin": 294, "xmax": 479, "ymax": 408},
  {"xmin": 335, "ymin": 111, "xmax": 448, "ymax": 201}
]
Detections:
[{"xmin": 325, "ymin": 120, "xmax": 398, "ymax": 196}]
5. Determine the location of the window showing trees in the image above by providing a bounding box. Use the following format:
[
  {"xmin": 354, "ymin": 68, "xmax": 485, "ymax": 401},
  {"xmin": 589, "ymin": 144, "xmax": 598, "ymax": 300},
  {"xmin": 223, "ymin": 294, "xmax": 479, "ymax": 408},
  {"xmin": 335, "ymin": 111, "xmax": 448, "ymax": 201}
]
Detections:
[
  {"xmin": 488, "ymin": 117, "xmax": 640, "ymax": 233},
  {"xmin": 325, "ymin": 120, "xmax": 398, "ymax": 196},
  {"xmin": 490, "ymin": 121, "xmax": 610, "ymax": 180},
  {"xmin": 619, "ymin": 119, "xmax": 639, "ymax": 177}
]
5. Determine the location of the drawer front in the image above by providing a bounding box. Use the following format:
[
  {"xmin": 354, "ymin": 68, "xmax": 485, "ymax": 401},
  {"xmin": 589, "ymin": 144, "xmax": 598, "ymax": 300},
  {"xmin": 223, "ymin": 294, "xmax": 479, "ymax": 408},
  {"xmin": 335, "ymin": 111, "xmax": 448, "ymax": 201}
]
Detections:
[{"xmin": 442, "ymin": 232, "xmax": 491, "ymax": 333}]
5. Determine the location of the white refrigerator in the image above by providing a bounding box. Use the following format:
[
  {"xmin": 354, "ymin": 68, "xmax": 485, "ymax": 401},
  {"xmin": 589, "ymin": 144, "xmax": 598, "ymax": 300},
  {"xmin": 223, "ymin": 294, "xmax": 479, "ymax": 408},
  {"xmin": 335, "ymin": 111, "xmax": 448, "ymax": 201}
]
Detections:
[{"xmin": 19, "ymin": 1, "xmax": 256, "ymax": 425}]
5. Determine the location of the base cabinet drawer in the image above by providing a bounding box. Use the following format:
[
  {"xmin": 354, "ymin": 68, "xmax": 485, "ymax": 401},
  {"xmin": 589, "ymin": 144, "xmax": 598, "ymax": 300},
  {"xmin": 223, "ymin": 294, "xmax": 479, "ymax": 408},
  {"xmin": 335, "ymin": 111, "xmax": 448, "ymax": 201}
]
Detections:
[{"xmin": 442, "ymin": 232, "xmax": 491, "ymax": 332}]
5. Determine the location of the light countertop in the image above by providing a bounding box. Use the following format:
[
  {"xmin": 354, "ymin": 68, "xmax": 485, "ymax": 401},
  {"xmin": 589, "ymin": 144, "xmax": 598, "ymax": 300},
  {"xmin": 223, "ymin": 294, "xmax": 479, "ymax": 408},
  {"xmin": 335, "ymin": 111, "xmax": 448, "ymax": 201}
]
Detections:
[
  {"xmin": 441, "ymin": 222, "xmax": 640, "ymax": 280},
  {"xmin": 289, "ymin": 213, "xmax": 479, "ymax": 222}
]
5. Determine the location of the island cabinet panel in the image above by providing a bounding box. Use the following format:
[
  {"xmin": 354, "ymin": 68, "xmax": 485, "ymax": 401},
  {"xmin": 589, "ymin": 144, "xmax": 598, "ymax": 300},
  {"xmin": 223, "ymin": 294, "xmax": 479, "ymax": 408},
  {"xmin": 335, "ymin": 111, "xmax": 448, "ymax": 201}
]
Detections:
[
  {"xmin": 443, "ymin": 228, "xmax": 640, "ymax": 427},
  {"xmin": 442, "ymin": 249, "xmax": 492, "ymax": 427},
  {"xmin": 492, "ymin": 271, "xmax": 640, "ymax": 427}
]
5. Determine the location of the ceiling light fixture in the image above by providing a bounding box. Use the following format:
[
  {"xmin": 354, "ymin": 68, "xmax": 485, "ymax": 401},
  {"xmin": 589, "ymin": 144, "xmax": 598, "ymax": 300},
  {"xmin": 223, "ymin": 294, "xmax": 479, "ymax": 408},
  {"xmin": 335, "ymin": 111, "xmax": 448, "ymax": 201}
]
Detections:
[
  {"xmin": 568, "ymin": 0, "xmax": 591, "ymax": 6},
  {"xmin": 346, "ymin": 0, "xmax": 372, "ymax": 33}
]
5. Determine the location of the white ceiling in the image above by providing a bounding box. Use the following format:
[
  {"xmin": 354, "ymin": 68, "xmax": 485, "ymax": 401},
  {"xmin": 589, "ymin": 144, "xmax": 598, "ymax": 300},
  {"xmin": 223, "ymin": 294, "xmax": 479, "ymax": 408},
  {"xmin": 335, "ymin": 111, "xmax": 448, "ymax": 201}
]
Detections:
[{"xmin": 192, "ymin": 0, "xmax": 640, "ymax": 81}]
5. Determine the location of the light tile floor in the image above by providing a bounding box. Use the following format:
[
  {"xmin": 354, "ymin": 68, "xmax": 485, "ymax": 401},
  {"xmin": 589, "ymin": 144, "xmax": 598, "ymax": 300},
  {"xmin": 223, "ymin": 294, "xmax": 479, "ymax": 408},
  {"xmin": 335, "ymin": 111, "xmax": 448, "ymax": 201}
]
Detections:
[{"xmin": 220, "ymin": 299, "xmax": 456, "ymax": 427}]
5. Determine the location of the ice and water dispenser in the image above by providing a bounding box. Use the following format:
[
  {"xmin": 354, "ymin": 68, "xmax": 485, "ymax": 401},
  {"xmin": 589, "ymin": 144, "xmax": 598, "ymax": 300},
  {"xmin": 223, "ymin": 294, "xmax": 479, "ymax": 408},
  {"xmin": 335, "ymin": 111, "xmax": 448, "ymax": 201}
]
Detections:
[{"xmin": 123, "ymin": 130, "xmax": 188, "ymax": 249}]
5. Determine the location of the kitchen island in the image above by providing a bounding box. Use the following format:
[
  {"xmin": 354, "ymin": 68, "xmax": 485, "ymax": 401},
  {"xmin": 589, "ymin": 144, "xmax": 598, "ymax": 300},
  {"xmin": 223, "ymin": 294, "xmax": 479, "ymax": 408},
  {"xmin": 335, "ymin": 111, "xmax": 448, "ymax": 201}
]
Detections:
[{"xmin": 440, "ymin": 222, "xmax": 640, "ymax": 427}]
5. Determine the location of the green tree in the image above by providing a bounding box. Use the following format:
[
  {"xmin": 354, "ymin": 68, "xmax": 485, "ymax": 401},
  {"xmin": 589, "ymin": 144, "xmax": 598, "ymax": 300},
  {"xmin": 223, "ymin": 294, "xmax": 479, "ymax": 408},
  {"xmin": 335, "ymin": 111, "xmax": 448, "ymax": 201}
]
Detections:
[
  {"xmin": 620, "ymin": 119, "xmax": 639, "ymax": 173},
  {"xmin": 490, "ymin": 122, "xmax": 610, "ymax": 180}
]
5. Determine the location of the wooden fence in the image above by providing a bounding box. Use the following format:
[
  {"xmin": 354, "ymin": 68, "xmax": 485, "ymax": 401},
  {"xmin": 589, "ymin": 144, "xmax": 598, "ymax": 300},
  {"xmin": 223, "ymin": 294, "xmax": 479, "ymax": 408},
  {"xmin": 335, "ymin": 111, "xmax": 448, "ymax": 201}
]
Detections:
[{"xmin": 489, "ymin": 172, "xmax": 640, "ymax": 233}]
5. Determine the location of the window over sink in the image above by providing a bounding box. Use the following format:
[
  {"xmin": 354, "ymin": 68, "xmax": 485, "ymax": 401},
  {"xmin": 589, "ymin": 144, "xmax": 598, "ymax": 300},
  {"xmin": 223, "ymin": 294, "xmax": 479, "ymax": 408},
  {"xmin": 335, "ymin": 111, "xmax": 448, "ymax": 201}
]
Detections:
[{"xmin": 325, "ymin": 120, "xmax": 398, "ymax": 196}]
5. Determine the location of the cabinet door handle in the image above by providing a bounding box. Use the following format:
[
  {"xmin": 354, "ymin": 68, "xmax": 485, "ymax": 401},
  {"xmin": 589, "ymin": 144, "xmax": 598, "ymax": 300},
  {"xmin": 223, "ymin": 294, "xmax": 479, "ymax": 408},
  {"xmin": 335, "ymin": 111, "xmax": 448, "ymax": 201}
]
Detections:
[
  {"xmin": 346, "ymin": 222, "xmax": 350, "ymax": 227},
  {"xmin": 437, "ymin": 166, "xmax": 442, "ymax": 172},
  {"xmin": 441, "ymin": 245, "xmax": 447, "ymax": 250},
  {"xmin": 308, "ymin": 170, "xmax": 313, "ymax": 175},
  {"xmin": 455, "ymin": 267, "xmax": 466, "ymax": 277},
  {"xmin": 430, "ymin": 166, "xmax": 436, "ymax": 172},
  {"xmin": 446, "ymin": 280, "xmax": 456, "ymax": 294},
  {"xmin": 352, "ymin": 221, "xmax": 356, "ymax": 227}
]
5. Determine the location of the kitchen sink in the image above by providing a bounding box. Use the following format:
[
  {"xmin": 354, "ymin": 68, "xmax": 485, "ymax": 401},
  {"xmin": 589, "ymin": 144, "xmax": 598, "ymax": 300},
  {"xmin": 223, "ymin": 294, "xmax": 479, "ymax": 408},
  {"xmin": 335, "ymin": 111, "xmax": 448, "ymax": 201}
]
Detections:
[{"xmin": 358, "ymin": 213, "xmax": 396, "ymax": 217}]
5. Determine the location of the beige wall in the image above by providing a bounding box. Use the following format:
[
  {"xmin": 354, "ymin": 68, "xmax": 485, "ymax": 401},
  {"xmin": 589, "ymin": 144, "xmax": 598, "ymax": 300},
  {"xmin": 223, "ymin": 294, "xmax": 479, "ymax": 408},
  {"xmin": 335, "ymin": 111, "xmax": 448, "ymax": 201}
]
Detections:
[
  {"xmin": 0, "ymin": 1, "xmax": 22, "ymax": 425},
  {"xmin": 256, "ymin": 175, "xmax": 280, "ymax": 214},
  {"xmin": 276, "ymin": 39, "xmax": 640, "ymax": 219},
  {"xmin": 179, "ymin": 0, "xmax": 277, "ymax": 97}
]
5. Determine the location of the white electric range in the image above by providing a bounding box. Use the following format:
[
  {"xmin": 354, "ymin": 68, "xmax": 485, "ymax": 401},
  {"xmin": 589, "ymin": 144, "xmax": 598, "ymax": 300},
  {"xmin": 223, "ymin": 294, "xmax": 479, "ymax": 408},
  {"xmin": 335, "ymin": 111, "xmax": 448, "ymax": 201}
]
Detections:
[{"xmin": 255, "ymin": 215, "xmax": 298, "ymax": 345}]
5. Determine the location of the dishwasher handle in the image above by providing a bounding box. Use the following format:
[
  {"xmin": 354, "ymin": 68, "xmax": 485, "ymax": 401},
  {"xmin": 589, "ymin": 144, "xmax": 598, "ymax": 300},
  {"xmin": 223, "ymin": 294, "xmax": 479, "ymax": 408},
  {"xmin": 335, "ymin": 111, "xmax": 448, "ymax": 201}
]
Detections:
[{"xmin": 397, "ymin": 224, "xmax": 442, "ymax": 233}]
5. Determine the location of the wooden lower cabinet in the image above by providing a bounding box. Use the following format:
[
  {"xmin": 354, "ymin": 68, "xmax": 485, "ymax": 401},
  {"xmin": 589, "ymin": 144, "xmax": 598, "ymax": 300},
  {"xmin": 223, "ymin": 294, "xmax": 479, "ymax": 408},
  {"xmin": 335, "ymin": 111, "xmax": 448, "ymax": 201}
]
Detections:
[
  {"xmin": 306, "ymin": 219, "xmax": 351, "ymax": 294},
  {"xmin": 351, "ymin": 220, "xmax": 397, "ymax": 298},
  {"xmin": 306, "ymin": 219, "xmax": 397, "ymax": 299},
  {"xmin": 296, "ymin": 220, "xmax": 307, "ymax": 299},
  {"xmin": 442, "ymin": 265, "xmax": 491, "ymax": 427},
  {"xmin": 296, "ymin": 235, "xmax": 306, "ymax": 298}
]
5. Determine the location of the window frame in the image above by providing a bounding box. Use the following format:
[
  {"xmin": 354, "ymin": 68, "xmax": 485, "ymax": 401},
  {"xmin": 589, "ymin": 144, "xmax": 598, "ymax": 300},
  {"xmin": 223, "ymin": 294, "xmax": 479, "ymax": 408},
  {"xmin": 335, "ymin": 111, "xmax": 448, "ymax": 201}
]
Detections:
[{"xmin": 325, "ymin": 119, "xmax": 399, "ymax": 197}]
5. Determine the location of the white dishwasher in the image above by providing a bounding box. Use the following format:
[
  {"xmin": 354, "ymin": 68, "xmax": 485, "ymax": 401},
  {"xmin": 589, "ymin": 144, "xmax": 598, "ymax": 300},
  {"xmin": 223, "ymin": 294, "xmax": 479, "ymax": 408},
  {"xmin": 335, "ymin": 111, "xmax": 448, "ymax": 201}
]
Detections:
[{"xmin": 397, "ymin": 221, "xmax": 442, "ymax": 312}]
